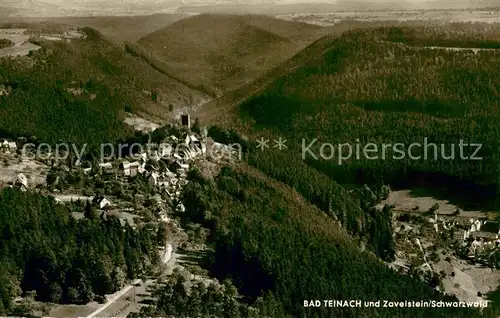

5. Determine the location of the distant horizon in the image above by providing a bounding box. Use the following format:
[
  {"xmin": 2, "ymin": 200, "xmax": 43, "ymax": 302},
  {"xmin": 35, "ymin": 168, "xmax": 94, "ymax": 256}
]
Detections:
[{"xmin": 1, "ymin": 0, "xmax": 498, "ymax": 18}]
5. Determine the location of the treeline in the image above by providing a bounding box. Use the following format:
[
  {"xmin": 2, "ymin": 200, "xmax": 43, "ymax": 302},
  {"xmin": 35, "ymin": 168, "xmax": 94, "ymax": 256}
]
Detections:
[
  {"xmin": 0, "ymin": 26, "xmax": 198, "ymax": 150},
  {"xmin": 0, "ymin": 28, "xmax": 135, "ymax": 148},
  {"xmin": 0, "ymin": 188, "xmax": 158, "ymax": 314},
  {"xmin": 177, "ymin": 165, "xmax": 483, "ymax": 317},
  {"xmin": 238, "ymin": 26, "xmax": 500, "ymax": 206},
  {"xmin": 0, "ymin": 38, "xmax": 13, "ymax": 49},
  {"xmin": 383, "ymin": 25, "xmax": 500, "ymax": 48},
  {"xmin": 132, "ymin": 272, "xmax": 286, "ymax": 317},
  {"xmin": 206, "ymin": 125, "xmax": 396, "ymax": 261}
]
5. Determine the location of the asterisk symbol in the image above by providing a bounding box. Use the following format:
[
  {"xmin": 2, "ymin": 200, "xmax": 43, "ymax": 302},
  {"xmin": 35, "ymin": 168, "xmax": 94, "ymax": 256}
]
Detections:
[
  {"xmin": 273, "ymin": 137, "xmax": 287, "ymax": 150},
  {"xmin": 256, "ymin": 137, "xmax": 269, "ymax": 151}
]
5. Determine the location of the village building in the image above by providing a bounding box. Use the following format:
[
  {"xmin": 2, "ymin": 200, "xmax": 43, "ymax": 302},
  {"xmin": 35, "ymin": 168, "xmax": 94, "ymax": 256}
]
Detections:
[
  {"xmin": 1, "ymin": 140, "xmax": 17, "ymax": 153},
  {"xmin": 149, "ymin": 171, "xmax": 160, "ymax": 186},
  {"xmin": 174, "ymin": 161, "xmax": 189, "ymax": 170},
  {"xmin": 471, "ymin": 231, "xmax": 498, "ymax": 242},
  {"xmin": 8, "ymin": 142, "xmax": 17, "ymax": 152},
  {"xmin": 189, "ymin": 135, "xmax": 199, "ymax": 144},
  {"xmin": 132, "ymin": 161, "xmax": 145, "ymax": 175},
  {"xmin": 158, "ymin": 143, "xmax": 172, "ymax": 158},
  {"xmin": 158, "ymin": 180, "xmax": 169, "ymax": 188},
  {"xmin": 165, "ymin": 188, "xmax": 174, "ymax": 198},
  {"xmin": 192, "ymin": 144, "xmax": 202, "ymax": 156},
  {"xmin": 469, "ymin": 218, "xmax": 483, "ymax": 233},
  {"xmin": 182, "ymin": 149, "xmax": 193, "ymax": 160},
  {"xmin": 92, "ymin": 195, "xmax": 112, "ymax": 209},
  {"xmin": 1, "ymin": 140, "xmax": 9, "ymax": 150},
  {"xmin": 98, "ymin": 162, "xmax": 113, "ymax": 173},
  {"xmin": 120, "ymin": 160, "xmax": 132, "ymax": 176},
  {"xmin": 453, "ymin": 229, "xmax": 467, "ymax": 245},
  {"xmin": 120, "ymin": 160, "xmax": 144, "ymax": 177},
  {"xmin": 148, "ymin": 150, "xmax": 160, "ymax": 161},
  {"xmin": 14, "ymin": 173, "xmax": 28, "ymax": 191},
  {"xmin": 177, "ymin": 203, "xmax": 186, "ymax": 213}
]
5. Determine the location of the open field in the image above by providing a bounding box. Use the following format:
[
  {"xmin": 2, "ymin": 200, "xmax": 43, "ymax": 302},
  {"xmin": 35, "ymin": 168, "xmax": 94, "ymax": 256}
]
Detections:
[
  {"xmin": 0, "ymin": 156, "xmax": 49, "ymax": 188},
  {"xmin": 124, "ymin": 115, "xmax": 161, "ymax": 133},
  {"xmin": 0, "ymin": 28, "xmax": 39, "ymax": 57},
  {"xmin": 277, "ymin": 9, "xmax": 500, "ymax": 26},
  {"xmin": 0, "ymin": 28, "xmax": 84, "ymax": 57},
  {"xmin": 0, "ymin": 0, "xmax": 182, "ymax": 18},
  {"xmin": 380, "ymin": 190, "xmax": 495, "ymax": 218},
  {"xmin": 434, "ymin": 256, "xmax": 500, "ymax": 303},
  {"xmin": 0, "ymin": 14, "xmax": 190, "ymax": 43}
]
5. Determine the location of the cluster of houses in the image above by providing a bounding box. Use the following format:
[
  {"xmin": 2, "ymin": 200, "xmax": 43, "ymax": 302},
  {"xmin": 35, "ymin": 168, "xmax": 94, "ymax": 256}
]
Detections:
[
  {"xmin": 0, "ymin": 139, "xmax": 27, "ymax": 191},
  {"xmin": 1, "ymin": 115, "xmax": 241, "ymax": 226},
  {"xmin": 90, "ymin": 132, "xmax": 232, "ymax": 200},
  {"xmin": 426, "ymin": 212, "xmax": 500, "ymax": 257},
  {"xmin": 77, "ymin": 120, "xmax": 240, "ymax": 222},
  {"xmin": 452, "ymin": 218, "xmax": 500, "ymax": 256}
]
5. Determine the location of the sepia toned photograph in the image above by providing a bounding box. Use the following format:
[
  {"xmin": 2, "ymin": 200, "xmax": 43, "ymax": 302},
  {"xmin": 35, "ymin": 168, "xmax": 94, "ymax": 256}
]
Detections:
[{"xmin": 0, "ymin": 0, "xmax": 499, "ymax": 317}]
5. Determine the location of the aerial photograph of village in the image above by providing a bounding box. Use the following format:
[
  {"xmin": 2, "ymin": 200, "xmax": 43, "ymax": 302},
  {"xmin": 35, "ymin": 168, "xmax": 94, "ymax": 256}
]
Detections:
[{"xmin": 0, "ymin": 0, "xmax": 499, "ymax": 317}]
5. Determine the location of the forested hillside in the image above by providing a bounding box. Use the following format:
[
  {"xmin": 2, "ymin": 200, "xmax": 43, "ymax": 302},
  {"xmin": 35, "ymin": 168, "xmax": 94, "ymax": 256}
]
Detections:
[
  {"xmin": 226, "ymin": 26, "xmax": 500, "ymax": 207},
  {"xmin": 0, "ymin": 26, "xmax": 206, "ymax": 147},
  {"xmin": 177, "ymin": 164, "xmax": 483, "ymax": 317},
  {"xmin": 0, "ymin": 188, "xmax": 158, "ymax": 314}
]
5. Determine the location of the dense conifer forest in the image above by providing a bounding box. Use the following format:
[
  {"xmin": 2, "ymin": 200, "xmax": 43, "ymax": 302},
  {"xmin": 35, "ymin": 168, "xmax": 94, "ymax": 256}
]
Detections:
[
  {"xmin": 0, "ymin": 27, "xmax": 202, "ymax": 148},
  {"xmin": 176, "ymin": 165, "xmax": 484, "ymax": 317},
  {"xmin": 0, "ymin": 188, "xmax": 158, "ymax": 314},
  {"xmin": 235, "ymin": 26, "xmax": 500, "ymax": 207}
]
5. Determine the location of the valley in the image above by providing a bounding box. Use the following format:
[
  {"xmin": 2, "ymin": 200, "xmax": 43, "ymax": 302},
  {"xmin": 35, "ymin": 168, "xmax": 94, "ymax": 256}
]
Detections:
[{"xmin": 0, "ymin": 4, "xmax": 499, "ymax": 318}]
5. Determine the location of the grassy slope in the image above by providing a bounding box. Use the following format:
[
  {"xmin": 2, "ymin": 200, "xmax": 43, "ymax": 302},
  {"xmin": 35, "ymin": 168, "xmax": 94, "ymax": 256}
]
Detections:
[
  {"xmin": 137, "ymin": 14, "xmax": 324, "ymax": 93},
  {"xmin": 0, "ymin": 27, "xmax": 207, "ymax": 146}
]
